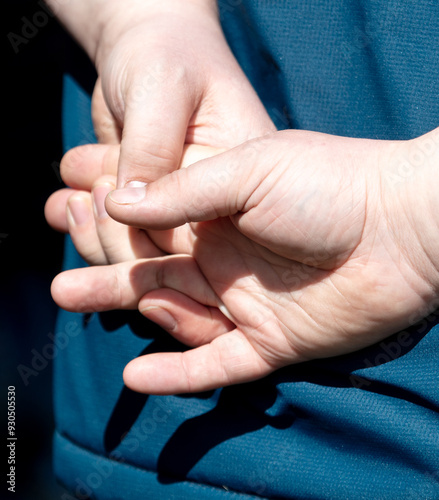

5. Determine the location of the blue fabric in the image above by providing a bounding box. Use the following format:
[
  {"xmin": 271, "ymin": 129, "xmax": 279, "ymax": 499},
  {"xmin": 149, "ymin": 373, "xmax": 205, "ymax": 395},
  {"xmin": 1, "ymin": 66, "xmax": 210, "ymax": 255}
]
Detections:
[{"xmin": 54, "ymin": 2, "xmax": 439, "ymax": 499}]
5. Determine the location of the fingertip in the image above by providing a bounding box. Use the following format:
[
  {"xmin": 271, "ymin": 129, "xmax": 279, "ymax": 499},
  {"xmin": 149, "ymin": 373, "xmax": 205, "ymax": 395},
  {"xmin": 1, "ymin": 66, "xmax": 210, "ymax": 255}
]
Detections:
[
  {"xmin": 123, "ymin": 357, "xmax": 148, "ymax": 393},
  {"xmin": 50, "ymin": 273, "xmax": 61, "ymax": 303},
  {"xmin": 60, "ymin": 145, "xmax": 96, "ymax": 187},
  {"xmin": 92, "ymin": 174, "xmax": 117, "ymax": 189},
  {"xmin": 105, "ymin": 187, "xmax": 150, "ymax": 228},
  {"xmin": 50, "ymin": 270, "xmax": 74, "ymax": 310},
  {"xmin": 61, "ymin": 144, "xmax": 119, "ymax": 190},
  {"xmin": 92, "ymin": 182, "xmax": 114, "ymax": 221},
  {"xmin": 122, "ymin": 353, "xmax": 189, "ymax": 395},
  {"xmin": 45, "ymin": 188, "xmax": 73, "ymax": 233},
  {"xmin": 66, "ymin": 193, "xmax": 93, "ymax": 227},
  {"xmin": 91, "ymin": 176, "xmax": 116, "ymax": 220},
  {"xmin": 121, "ymin": 335, "xmax": 266, "ymax": 395}
]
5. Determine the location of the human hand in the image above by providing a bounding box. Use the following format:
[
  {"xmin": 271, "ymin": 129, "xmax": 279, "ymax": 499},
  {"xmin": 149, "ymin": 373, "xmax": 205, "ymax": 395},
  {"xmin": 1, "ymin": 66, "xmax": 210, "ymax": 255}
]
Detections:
[
  {"xmin": 46, "ymin": 0, "xmax": 274, "ymax": 263},
  {"xmin": 44, "ymin": 144, "xmax": 221, "ymax": 264},
  {"xmin": 51, "ymin": 129, "xmax": 439, "ymax": 394},
  {"xmin": 54, "ymin": 0, "xmax": 274, "ymax": 186}
]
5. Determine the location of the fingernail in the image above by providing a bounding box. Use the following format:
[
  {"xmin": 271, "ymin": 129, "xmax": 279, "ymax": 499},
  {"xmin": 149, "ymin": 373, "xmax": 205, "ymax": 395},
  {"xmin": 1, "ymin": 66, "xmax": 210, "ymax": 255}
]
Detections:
[
  {"xmin": 67, "ymin": 196, "xmax": 90, "ymax": 226},
  {"xmin": 126, "ymin": 180, "xmax": 147, "ymax": 188},
  {"xmin": 108, "ymin": 187, "xmax": 146, "ymax": 205},
  {"xmin": 141, "ymin": 306, "xmax": 176, "ymax": 331},
  {"xmin": 92, "ymin": 184, "xmax": 111, "ymax": 219}
]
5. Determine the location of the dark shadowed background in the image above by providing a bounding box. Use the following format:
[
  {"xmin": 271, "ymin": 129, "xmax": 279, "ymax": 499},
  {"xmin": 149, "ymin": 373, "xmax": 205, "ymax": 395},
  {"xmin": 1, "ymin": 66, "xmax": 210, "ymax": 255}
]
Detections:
[{"xmin": 4, "ymin": 1, "xmax": 73, "ymax": 497}]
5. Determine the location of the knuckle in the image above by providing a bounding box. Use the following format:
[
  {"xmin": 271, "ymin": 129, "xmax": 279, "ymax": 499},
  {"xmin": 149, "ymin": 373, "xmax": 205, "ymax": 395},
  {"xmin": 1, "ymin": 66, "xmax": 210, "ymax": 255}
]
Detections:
[{"xmin": 121, "ymin": 142, "xmax": 180, "ymax": 182}]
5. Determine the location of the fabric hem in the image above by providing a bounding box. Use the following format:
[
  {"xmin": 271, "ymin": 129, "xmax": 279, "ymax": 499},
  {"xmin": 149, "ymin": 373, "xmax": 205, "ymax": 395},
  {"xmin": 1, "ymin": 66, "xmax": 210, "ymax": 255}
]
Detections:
[{"xmin": 53, "ymin": 430, "xmax": 272, "ymax": 499}]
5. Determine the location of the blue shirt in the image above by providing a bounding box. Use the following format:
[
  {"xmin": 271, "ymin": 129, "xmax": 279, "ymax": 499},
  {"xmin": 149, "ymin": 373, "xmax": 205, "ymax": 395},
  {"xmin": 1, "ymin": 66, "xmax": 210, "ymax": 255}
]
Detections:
[{"xmin": 54, "ymin": 2, "xmax": 439, "ymax": 498}]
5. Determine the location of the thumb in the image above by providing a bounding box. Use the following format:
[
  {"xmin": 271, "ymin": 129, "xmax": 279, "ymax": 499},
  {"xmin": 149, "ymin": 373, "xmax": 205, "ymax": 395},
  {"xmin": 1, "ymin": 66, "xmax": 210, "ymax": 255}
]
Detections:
[
  {"xmin": 114, "ymin": 77, "xmax": 197, "ymax": 187},
  {"xmin": 106, "ymin": 139, "xmax": 266, "ymax": 229}
]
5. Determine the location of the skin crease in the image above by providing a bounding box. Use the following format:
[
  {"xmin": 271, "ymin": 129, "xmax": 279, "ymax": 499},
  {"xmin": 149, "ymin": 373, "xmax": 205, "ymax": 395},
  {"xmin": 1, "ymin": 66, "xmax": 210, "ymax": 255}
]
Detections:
[
  {"xmin": 44, "ymin": 145, "xmax": 222, "ymax": 263},
  {"xmin": 49, "ymin": 129, "xmax": 439, "ymax": 395},
  {"xmin": 45, "ymin": 0, "xmax": 439, "ymax": 395},
  {"xmin": 46, "ymin": 0, "xmax": 275, "ymax": 188},
  {"xmin": 44, "ymin": 0, "xmax": 276, "ymax": 269}
]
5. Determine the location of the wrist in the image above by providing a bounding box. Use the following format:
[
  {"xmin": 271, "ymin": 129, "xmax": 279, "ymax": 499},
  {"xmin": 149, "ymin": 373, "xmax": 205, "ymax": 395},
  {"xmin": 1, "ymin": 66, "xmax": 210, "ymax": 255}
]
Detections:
[
  {"xmin": 94, "ymin": 0, "xmax": 219, "ymax": 71},
  {"xmin": 383, "ymin": 128, "xmax": 439, "ymax": 296},
  {"xmin": 411, "ymin": 128, "xmax": 439, "ymax": 291},
  {"xmin": 46, "ymin": 0, "xmax": 218, "ymax": 66},
  {"xmin": 44, "ymin": 0, "xmax": 103, "ymax": 59}
]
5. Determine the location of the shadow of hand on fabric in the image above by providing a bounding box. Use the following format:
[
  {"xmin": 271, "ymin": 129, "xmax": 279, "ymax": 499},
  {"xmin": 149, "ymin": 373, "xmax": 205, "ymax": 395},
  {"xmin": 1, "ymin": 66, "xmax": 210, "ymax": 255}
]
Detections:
[
  {"xmin": 101, "ymin": 306, "xmax": 438, "ymax": 474},
  {"xmin": 156, "ymin": 314, "xmax": 437, "ymax": 482},
  {"xmin": 101, "ymin": 310, "xmax": 187, "ymax": 454},
  {"xmin": 157, "ymin": 379, "xmax": 295, "ymax": 483}
]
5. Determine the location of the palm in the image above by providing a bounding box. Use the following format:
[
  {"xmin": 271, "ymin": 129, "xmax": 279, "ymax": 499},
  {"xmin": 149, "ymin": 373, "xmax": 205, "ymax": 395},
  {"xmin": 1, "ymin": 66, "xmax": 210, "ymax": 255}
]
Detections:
[
  {"xmin": 52, "ymin": 130, "xmax": 437, "ymax": 393},
  {"xmin": 137, "ymin": 131, "xmax": 434, "ymax": 389},
  {"xmin": 156, "ymin": 201, "xmax": 424, "ymax": 372},
  {"xmin": 184, "ymin": 217, "xmax": 321, "ymax": 369}
]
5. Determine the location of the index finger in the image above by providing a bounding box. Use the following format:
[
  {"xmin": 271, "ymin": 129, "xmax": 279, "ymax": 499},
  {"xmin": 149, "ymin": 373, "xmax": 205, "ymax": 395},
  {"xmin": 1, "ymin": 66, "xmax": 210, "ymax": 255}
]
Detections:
[
  {"xmin": 61, "ymin": 143, "xmax": 221, "ymax": 191},
  {"xmin": 61, "ymin": 143, "xmax": 119, "ymax": 190}
]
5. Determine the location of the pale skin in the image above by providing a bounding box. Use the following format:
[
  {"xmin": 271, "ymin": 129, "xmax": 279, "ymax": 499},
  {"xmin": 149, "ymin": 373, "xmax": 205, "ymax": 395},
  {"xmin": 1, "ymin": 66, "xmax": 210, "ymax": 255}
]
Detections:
[
  {"xmin": 48, "ymin": 128, "xmax": 439, "ymax": 395},
  {"xmin": 45, "ymin": 0, "xmax": 275, "ymax": 186},
  {"xmin": 45, "ymin": 0, "xmax": 275, "ymax": 270},
  {"xmin": 45, "ymin": 145, "xmax": 221, "ymax": 264},
  {"xmin": 46, "ymin": 0, "xmax": 439, "ymax": 395}
]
